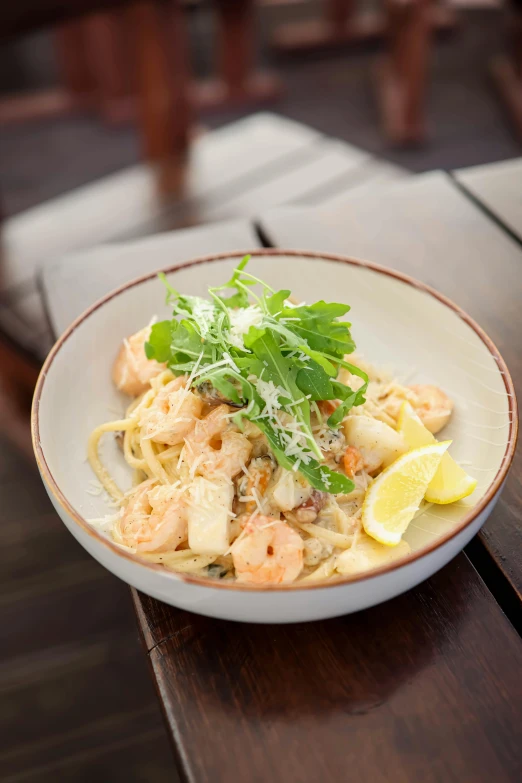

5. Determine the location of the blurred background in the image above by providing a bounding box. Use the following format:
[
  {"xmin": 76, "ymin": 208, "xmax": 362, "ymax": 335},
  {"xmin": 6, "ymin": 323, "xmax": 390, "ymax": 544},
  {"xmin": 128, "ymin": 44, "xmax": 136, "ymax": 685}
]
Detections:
[{"xmin": 1, "ymin": 1, "xmax": 521, "ymax": 780}]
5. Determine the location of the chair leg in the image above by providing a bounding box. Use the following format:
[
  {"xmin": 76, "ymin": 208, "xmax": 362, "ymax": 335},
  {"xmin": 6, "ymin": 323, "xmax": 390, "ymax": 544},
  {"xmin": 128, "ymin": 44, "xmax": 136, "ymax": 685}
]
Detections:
[
  {"xmin": 375, "ymin": 0, "xmax": 432, "ymax": 145},
  {"xmin": 54, "ymin": 20, "xmax": 97, "ymax": 109},
  {"xmin": 195, "ymin": 0, "xmax": 282, "ymax": 111},
  {"xmin": 84, "ymin": 11, "xmax": 133, "ymax": 124},
  {"xmin": 131, "ymin": 0, "xmax": 192, "ymax": 165},
  {"xmin": 490, "ymin": 3, "xmax": 522, "ymax": 140}
]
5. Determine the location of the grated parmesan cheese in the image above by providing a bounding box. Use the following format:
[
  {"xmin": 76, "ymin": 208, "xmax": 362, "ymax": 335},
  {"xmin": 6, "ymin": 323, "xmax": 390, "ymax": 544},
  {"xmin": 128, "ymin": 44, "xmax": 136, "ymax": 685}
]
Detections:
[
  {"xmin": 191, "ymin": 300, "xmax": 216, "ymax": 339},
  {"xmin": 228, "ymin": 305, "xmax": 263, "ymax": 349},
  {"xmin": 256, "ymin": 378, "xmax": 287, "ymax": 418}
]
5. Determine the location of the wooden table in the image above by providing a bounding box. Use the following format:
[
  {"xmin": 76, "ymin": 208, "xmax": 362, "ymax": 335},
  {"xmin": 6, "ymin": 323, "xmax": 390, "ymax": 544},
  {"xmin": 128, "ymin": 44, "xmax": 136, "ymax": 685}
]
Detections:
[
  {"xmin": 41, "ymin": 155, "xmax": 522, "ymax": 781},
  {"xmin": 454, "ymin": 158, "xmax": 522, "ymax": 244}
]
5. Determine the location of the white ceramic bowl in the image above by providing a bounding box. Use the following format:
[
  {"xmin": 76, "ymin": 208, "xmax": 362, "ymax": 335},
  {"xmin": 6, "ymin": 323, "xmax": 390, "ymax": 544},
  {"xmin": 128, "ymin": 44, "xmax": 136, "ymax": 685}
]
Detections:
[{"xmin": 32, "ymin": 251, "xmax": 518, "ymax": 623}]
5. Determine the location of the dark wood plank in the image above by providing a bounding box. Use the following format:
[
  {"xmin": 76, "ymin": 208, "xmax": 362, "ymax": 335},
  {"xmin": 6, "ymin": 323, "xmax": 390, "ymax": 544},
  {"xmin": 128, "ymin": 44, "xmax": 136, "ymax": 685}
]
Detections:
[
  {"xmin": 128, "ymin": 184, "xmax": 522, "ymax": 782},
  {"xmin": 135, "ymin": 556, "xmax": 522, "ymax": 783},
  {"xmin": 258, "ymin": 173, "xmax": 522, "ymax": 602},
  {"xmin": 0, "ymin": 437, "xmax": 177, "ymax": 782},
  {"xmin": 1, "ymin": 723, "xmax": 175, "ymax": 783},
  {"xmin": 35, "ymin": 140, "xmax": 522, "ymax": 783}
]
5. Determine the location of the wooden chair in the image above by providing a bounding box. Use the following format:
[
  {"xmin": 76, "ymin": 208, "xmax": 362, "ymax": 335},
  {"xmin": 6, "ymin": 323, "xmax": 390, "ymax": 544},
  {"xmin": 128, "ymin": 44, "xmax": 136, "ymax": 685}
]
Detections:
[
  {"xmin": 269, "ymin": 0, "xmax": 456, "ymax": 146},
  {"xmin": 196, "ymin": 0, "xmax": 282, "ymax": 110},
  {"xmin": 0, "ymin": 0, "xmax": 192, "ymax": 456},
  {"xmin": 376, "ymin": 0, "xmax": 522, "ymax": 146},
  {"xmin": 0, "ymin": 2, "xmax": 192, "ymax": 159},
  {"xmin": 0, "ymin": 1, "xmax": 281, "ymax": 127}
]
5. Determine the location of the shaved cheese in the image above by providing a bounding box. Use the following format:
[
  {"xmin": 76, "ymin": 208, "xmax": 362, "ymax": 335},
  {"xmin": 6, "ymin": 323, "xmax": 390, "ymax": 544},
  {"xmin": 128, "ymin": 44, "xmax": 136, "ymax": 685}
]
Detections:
[
  {"xmin": 87, "ymin": 509, "xmax": 123, "ymax": 530},
  {"xmin": 191, "ymin": 300, "xmax": 216, "ymax": 339},
  {"xmin": 228, "ymin": 305, "xmax": 263, "ymax": 349},
  {"xmin": 256, "ymin": 379, "xmax": 286, "ymax": 418},
  {"xmin": 192, "ymin": 357, "xmax": 232, "ymax": 380},
  {"xmin": 240, "ymin": 462, "xmax": 252, "ymax": 478},
  {"xmin": 223, "ymin": 352, "xmax": 239, "ymax": 372}
]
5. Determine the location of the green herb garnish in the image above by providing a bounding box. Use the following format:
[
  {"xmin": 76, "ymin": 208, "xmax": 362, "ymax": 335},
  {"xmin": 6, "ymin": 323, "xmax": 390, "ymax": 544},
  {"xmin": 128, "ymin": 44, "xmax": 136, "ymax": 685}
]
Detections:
[{"xmin": 145, "ymin": 256, "xmax": 368, "ymax": 494}]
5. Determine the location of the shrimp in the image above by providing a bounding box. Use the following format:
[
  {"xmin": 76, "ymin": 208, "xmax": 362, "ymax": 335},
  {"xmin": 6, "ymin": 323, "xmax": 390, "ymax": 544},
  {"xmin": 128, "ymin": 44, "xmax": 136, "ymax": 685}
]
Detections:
[
  {"xmin": 115, "ymin": 480, "xmax": 188, "ymax": 553},
  {"xmin": 343, "ymin": 446, "xmax": 364, "ymax": 477},
  {"xmin": 231, "ymin": 515, "xmax": 304, "ymax": 585},
  {"xmin": 183, "ymin": 405, "xmax": 252, "ymax": 480},
  {"xmin": 139, "ymin": 376, "xmax": 203, "ymax": 446},
  {"xmin": 112, "ymin": 326, "xmax": 165, "ymax": 397},
  {"xmin": 409, "ymin": 384, "xmax": 454, "ymax": 434}
]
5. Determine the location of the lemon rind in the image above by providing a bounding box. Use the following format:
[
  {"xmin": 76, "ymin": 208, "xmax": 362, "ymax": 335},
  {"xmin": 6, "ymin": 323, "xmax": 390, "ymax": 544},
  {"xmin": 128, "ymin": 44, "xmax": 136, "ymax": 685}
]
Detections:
[{"xmin": 362, "ymin": 441, "xmax": 451, "ymax": 547}]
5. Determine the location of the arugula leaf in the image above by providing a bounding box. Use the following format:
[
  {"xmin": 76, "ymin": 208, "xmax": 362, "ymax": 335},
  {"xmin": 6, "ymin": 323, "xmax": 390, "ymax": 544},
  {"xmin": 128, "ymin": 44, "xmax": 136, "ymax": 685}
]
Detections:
[
  {"xmin": 296, "ymin": 346, "xmax": 337, "ymax": 377},
  {"xmin": 246, "ymin": 330, "xmax": 323, "ymax": 458},
  {"xmin": 153, "ymin": 256, "xmax": 368, "ymax": 494},
  {"xmin": 296, "ymin": 361, "xmax": 335, "ymax": 400},
  {"xmin": 145, "ymin": 320, "xmax": 176, "ymax": 362},
  {"xmin": 327, "ymin": 364, "xmax": 369, "ymax": 427},
  {"xmin": 293, "ymin": 323, "xmax": 355, "ymax": 357},
  {"xmin": 209, "ymin": 255, "xmax": 255, "ymax": 309},
  {"xmin": 265, "ymin": 289, "xmax": 291, "ymax": 316},
  {"xmin": 282, "ymin": 300, "xmax": 351, "ymax": 322},
  {"xmin": 255, "ymin": 418, "xmax": 354, "ymax": 494},
  {"xmin": 171, "ymin": 321, "xmax": 206, "ymax": 360}
]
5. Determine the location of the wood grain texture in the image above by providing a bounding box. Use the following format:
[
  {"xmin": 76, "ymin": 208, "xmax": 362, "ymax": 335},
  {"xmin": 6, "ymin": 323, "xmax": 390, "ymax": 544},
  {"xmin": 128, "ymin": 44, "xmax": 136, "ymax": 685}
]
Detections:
[
  {"xmin": 454, "ymin": 158, "xmax": 522, "ymax": 241},
  {"xmin": 203, "ymin": 139, "xmax": 371, "ymax": 221},
  {"xmin": 135, "ymin": 556, "xmax": 522, "ymax": 783},
  {"xmin": 258, "ymin": 173, "xmax": 522, "ymax": 600},
  {"xmin": 41, "ymin": 218, "xmax": 260, "ymax": 336},
  {"xmin": 0, "ymin": 441, "xmax": 177, "ymax": 783},
  {"xmin": 31, "ymin": 124, "xmax": 522, "ymax": 781},
  {"xmin": 128, "ymin": 176, "xmax": 522, "ymax": 783},
  {"xmin": 3, "ymin": 114, "xmax": 317, "ymax": 294}
]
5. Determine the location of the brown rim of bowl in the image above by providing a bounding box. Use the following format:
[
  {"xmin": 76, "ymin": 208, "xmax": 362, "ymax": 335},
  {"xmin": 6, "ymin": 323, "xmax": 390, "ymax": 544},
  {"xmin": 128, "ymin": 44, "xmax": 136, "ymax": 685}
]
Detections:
[{"xmin": 32, "ymin": 249, "xmax": 518, "ymax": 592}]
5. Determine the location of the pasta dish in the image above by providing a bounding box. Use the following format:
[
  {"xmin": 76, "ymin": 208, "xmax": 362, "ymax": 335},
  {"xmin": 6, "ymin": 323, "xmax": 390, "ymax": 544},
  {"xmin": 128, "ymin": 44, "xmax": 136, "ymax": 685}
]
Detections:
[{"xmin": 88, "ymin": 257, "xmax": 474, "ymax": 585}]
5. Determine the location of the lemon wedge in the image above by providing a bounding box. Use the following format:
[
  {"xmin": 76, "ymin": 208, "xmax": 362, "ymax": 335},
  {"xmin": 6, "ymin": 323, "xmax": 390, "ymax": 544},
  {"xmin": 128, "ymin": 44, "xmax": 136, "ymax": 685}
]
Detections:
[
  {"xmin": 362, "ymin": 441, "xmax": 451, "ymax": 546},
  {"xmin": 397, "ymin": 402, "xmax": 477, "ymax": 505}
]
